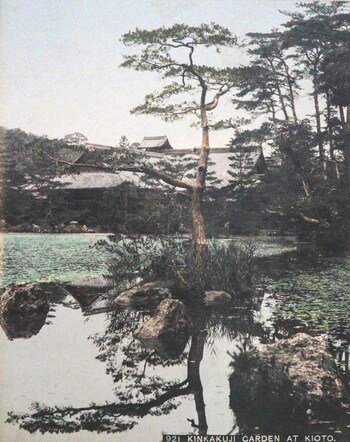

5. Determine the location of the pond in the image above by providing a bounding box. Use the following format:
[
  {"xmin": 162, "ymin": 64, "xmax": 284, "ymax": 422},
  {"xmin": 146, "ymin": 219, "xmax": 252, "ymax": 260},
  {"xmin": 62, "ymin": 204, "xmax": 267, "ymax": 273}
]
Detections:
[
  {"xmin": 0, "ymin": 233, "xmax": 298, "ymax": 286},
  {"xmin": 0, "ymin": 233, "xmax": 110, "ymax": 286},
  {"xmin": 0, "ymin": 233, "xmax": 349, "ymax": 441}
]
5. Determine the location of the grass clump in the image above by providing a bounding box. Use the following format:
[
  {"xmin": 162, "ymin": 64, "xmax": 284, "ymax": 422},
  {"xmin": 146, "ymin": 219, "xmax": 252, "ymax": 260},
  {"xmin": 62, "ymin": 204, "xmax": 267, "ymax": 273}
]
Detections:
[{"xmin": 96, "ymin": 235, "xmax": 257, "ymax": 299}]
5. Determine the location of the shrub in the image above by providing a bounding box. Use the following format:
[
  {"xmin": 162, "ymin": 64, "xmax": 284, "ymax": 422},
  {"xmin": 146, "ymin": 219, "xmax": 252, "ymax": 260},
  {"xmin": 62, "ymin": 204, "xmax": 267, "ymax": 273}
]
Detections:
[{"xmin": 96, "ymin": 235, "xmax": 258, "ymax": 299}]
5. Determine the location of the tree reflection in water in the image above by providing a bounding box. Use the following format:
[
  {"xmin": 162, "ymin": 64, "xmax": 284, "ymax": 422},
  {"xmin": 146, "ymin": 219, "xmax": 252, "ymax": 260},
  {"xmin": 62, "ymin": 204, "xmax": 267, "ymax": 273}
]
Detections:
[
  {"xmin": 6, "ymin": 302, "xmax": 262, "ymax": 435},
  {"xmin": 4, "ymin": 251, "xmax": 350, "ymax": 436}
]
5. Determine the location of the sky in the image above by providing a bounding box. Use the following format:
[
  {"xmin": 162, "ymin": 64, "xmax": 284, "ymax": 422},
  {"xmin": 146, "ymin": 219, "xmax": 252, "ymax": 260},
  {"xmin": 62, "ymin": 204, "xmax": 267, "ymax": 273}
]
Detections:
[{"xmin": 0, "ymin": 0, "xmax": 302, "ymax": 149}]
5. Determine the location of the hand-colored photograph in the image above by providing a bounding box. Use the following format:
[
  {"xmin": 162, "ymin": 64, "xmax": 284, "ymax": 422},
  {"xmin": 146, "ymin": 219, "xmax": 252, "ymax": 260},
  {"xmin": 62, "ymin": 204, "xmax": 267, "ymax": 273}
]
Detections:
[{"xmin": 1, "ymin": 1, "xmax": 350, "ymax": 441}]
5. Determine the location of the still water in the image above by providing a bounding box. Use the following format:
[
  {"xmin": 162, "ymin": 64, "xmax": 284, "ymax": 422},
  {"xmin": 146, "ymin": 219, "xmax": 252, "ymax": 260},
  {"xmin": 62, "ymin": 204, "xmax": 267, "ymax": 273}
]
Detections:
[{"xmin": 0, "ymin": 234, "xmax": 349, "ymax": 441}]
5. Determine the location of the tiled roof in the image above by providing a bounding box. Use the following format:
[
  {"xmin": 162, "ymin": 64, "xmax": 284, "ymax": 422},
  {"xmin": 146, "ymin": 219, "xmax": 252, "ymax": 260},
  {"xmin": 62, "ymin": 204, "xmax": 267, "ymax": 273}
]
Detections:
[
  {"xmin": 51, "ymin": 147, "xmax": 85, "ymax": 164},
  {"xmin": 55, "ymin": 149, "xmax": 262, "ymax": 190},
  {"xmin": 139, "ymin": 136, "xmax": 171, "ymax": 149}
]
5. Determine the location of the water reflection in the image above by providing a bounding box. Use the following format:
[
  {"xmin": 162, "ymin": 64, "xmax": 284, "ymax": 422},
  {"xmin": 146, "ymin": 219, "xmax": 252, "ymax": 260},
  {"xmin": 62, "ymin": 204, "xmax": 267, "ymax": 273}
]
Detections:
[
  {"xmin": 0, "ymin": 281, "xmax": 113, "ymax": 340},
  {"xmin": 5, "ymin": 296, "xmax": 262, "ymax": 436},
  {"xmin": 2, "ymin": 248, "xmax": 350, "ymax": 437},
  {"xmin": 0, "ymin": 284, "xmax": 50, "ymax": 340}
]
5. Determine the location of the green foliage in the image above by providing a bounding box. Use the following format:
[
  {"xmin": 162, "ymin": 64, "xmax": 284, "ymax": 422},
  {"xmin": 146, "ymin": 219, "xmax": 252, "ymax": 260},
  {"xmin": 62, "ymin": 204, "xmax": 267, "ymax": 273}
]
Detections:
[
  {"xmin": 282, "ymin": 1, "xmax": 349, "ymax": 54},
  {"xmin": 140, "ymin": 153, "xmax": 222, "ymax": 188},
  {"xmin": 120, "ymin": 23, "xmax": 250, "ymax": 123},
  {"xmin": 234, "ymin": 31, "xmax": 301, "ymax": 121},
  {"xmin": 228, "ymin": 148, "xmax": 256, "ymax": 189},
  {"xmin": 96, "ymin": 235, "xmax": 257, "ymax": 298},
  {"xmin": 139, "ymin": 154, "xmax": 197, "ymax": 188},
  {"xmin": 275, "ymin": 120, "xmax": 317, "ymax": 172},
  {"xmin": 321, "ymin": 46, "xmax": 350, "ymax": 107},
  {"xmin": 200, "ymin": 240, "xmax": 257, "ymax": 296},
  {"xmin": 121, "ymin": 23, "xmax": 237, "ymax": 49},
  {"xmin": 0, "ymin": 127, "xmax": 82, "ymax": 226},
  {"xmin": 227, "ymin": 124, "xmax": 271, "ymax": 190},
  {"xmin": 1, "ymin": 127, "xmax": 71, "ymax": 185},
  {"xmin": 226, "ymin": 1, "xmax": 350, "ymax": 250}
]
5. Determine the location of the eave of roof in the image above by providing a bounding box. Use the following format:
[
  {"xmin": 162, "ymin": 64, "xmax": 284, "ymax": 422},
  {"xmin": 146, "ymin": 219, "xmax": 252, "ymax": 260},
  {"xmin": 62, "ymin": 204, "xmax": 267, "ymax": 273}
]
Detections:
[{"xmin": 139, "ymin": 136, "xmax": 170, "ymax": 149}]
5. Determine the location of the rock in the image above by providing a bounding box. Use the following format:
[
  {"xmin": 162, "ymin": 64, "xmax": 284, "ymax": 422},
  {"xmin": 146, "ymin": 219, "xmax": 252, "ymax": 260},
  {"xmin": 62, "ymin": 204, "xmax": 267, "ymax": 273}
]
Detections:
[
  {"xmin": 0, "ymin": 283, "xmax": 49, "ymax": 340},
  {"xmin": 12, "ymin": 223, "xmax": 32, "ymax": 232},
  {"xmin": 134, "ymin": 299, "xmax": 191, "ymax": 340},
  {"xmin": 31, "ymin": 223, "xmax": 41, "ymax": 233},
  {"xmin": 67, "ymin": 224, "xmax": 81, "ymax": 233},
  {"xmin": 63, "ymin": 276, "xmax": 111, "ymax": 289},
  {"xmin": 203, "ymin": 290, "xmax": 232, "ymax": 306},
  {"xmin": 229, "ymin": 333, "xmax": 345, "ymax": 432},
  {"xmin": 61, "ymin": 276, "xmax": 111, "ymax": 310},
  {"xmin": 114, "ymin": 282, "xmax": 171, "ymax": 307},
  {"xmin": 178, "ymin": 224, "xmax": 191, "ymax": 234},
  {"xmin": 57, "ymin": 223, "xmax": 66, "ymax": 232}
]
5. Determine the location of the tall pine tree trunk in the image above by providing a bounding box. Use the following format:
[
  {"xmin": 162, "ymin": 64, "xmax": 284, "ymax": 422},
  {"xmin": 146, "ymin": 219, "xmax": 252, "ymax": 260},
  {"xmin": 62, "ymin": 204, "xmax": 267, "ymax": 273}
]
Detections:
[
  {"xmin": 339, "ymin": 105, "xmax": 346, "ymax": 128},
  {"xmin": 191, "ymin": 187, "xmax": 206, "ymax": 252},
  {"xmin": 313, "ymin": 74, "xmax": 327, "ymax": 177},
  {"xmin": 269, "ymin": 59, "xmax": 289, "ymax": 121},
  {"xmin": 344, "ymin": 104, "xmax": 350, "ymax": 183},
  {"xmin": 282, "ymin": 59, "xmax": 298, "ymax": 123},
  {"xmin": 192, "ymin": 88, "xmax": 210, "ymax": 262},
  {"xmin": 326, "ymin": 91, "xmax": 340, "ymax": 180},
  {"xmin": 343, "ymin": 104, "xmax": 350, "ymax": 251}
]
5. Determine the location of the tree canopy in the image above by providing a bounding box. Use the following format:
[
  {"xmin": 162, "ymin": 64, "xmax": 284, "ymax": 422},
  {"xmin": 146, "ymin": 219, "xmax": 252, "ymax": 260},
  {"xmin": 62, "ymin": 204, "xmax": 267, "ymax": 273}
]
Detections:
[{"xmin": 120, "ymin": 23, "xmax": 250, "ymax": 122}]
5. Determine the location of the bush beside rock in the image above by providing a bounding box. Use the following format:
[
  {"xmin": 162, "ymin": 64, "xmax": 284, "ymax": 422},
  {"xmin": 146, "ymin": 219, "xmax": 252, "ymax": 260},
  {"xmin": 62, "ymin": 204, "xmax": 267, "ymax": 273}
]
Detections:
[{"xmin": 229, "ymin": 333, "xmax": 346, "ymax": 431}]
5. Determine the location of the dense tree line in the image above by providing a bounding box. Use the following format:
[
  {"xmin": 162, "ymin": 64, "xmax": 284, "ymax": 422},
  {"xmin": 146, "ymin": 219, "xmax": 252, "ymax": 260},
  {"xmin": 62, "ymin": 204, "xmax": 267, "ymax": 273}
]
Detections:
[{"xmin": 227, "ymin": 1, "xmax": 350, "ymax": 251}]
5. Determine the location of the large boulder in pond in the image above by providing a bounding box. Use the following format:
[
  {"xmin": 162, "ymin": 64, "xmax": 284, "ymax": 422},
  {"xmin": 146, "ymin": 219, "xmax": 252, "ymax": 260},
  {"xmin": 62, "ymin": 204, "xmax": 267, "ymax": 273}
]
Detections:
[
  {"xmin": 229, "ymin": 333, "xmax": 346, "ymax": 432},
  {"xmin": 0, "ymin": 283, "xmax": 49, "ymax": 340},
  {"xmin": 114, "ymin": 282, "xmax": 172, "ymax": 307},
  {"xmin": 203, "ymin": 290, "xmax": 232, "ymax": 306},
  {"xmin": 134, "ymin": 299, "xmax": 191, "ymax": 341}
]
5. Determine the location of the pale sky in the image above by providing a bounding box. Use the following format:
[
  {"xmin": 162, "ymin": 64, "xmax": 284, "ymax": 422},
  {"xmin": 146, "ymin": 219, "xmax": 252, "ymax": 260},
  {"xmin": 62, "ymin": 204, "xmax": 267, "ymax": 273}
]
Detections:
[{"xmin": 0, "ymin": 0, "xmax": 301, "ymax": 149}]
